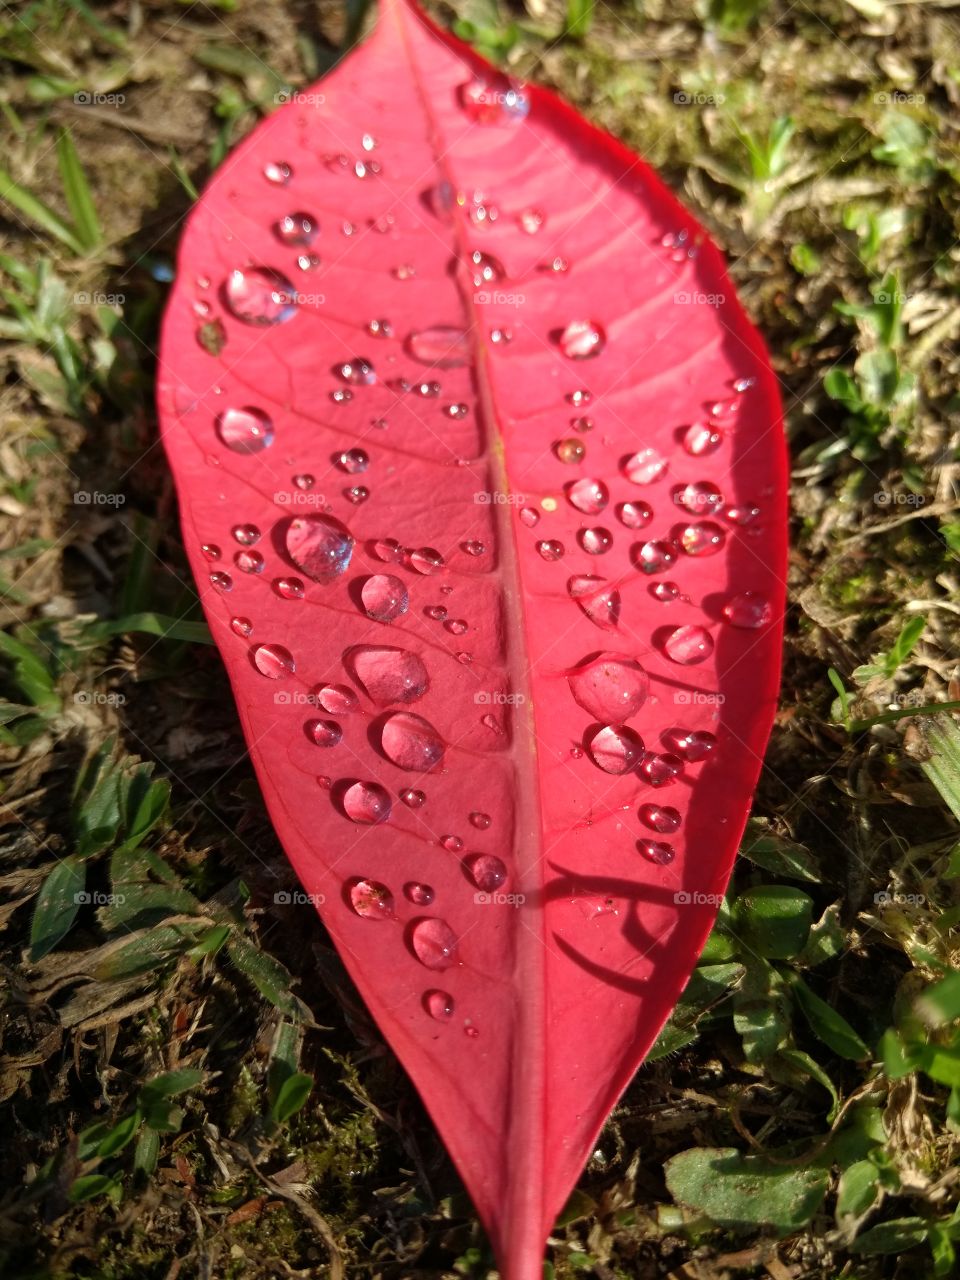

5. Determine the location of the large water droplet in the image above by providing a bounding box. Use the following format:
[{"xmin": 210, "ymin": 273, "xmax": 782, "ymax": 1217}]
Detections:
[
  {"xmin": 622, "ymin": 448, "xmax": 667, "ymax": 486},
  {"xmin": 640, "ymin": 803, "xmax": 681, "ymax": 833},
  {"xmin": 210, "ymin": 571, "xmax": 232, "ymax": 592},
  {"xmin": 569, "ymin": 653, "xmax": 648, "ymax": 723},
  {"xmin": 423, "ymin": 988, "xmax": 454, "ymax": 1020},
  {"xmin": 362, "ymin": 574, "xmax": 408, "ymax": 622},
  {"xmin": 466, "ymin": 853, "xmax": 507, "ymax": 892},
  {"xmin": 275, "ymin": 212, "xmax": 318, "ymax": 246},
  {"xmin": 566, "ymin": 478, "xmax": 608, "ymax": 515},
  {"xmin": 380, "ymin": 711, "xmax": 445, "ymax": 771},
  {"xmin": 285, "ymin": 514, "xmax": 354, "ymax": 582},
  {"xmin": 234, "ymin": 549, "xmax": 264, "ymax": 574},
  {"xmin": 275, "ymin": 576, "xmax": 304, "ymax": 600},
  {"xmin": 617, "ymin": 500, "xmax": 652, "ymax": 530},
  {"xmin": 253, "ymin": 643, "xmax": 295, "ymax": 678},
  {"xmin": 405, "ymin": 326, "xmax": 470, "ymax": 368},
  {"xmin": 230, "ymin": 616, "xmax": 252, "ymax": 637},
  {"xmin": 348, "ymin": 645, "xmax": 429, "ymax": 704},
  {"xmin": 638, "ymin": 839, "xmax": 675, "ymax": 865},
  {"xmin": 680, "ymin": 521, "xmax": 726, "ymax": 556},
  {"xmin": 232, "ymin": 523, "xmax": 261, "ymax": 546},
  {"xmin": 308, "ymin": 719, "xmax": 342, "ymax": 747},
  {"xmin": 216, "ymin": 406, "xmax": 274, "ymax": 454},
  {"xmin": 567, "ymin": 576, "xmax": 621, "ymax": 630},
  {"xmin": 585, "ymin": 724, "xmax": 644, "ymax": 774},
  {"xmin": 373, "ymin": 537, "xmax": 403, "ymax": 563},
  {"xmin": 579, "ymin": 527, "xmax": 613, "ymax": 555},
  {"xmin": 634, "ymin": 539, "xmax": 678, "ymax": 574},
  {"xmin": 410, "ymin": 917, "xmax": 458, "ymax": 969},
  {"xmin": 406, "ymin": 882, "xmax": 434, "ymax": 906},
  {"xmin": 555, "ymin": 438, "xmax": 586, "ymax": 465},
  {"xmin": 663, "ymin": 625, "xmax": 714, "ymax": 665},
  {"xmin": 537, "ymin": 539, "xmax": 564, "ymax": 562},
  {"xmin": 640, "ymin": 752, "xmax": 684, "ymax": 786},
  {"xmin": 223, "ymin": 267, "xmax": 297, "ymax": 325},
  {"xmin": 723, "ymin": 592, "xmax": 772, "ymax": 628},
  {"xmin": 343, "ymin": 781, "xmax": 392, "ymax": 824},
  {"xmin": 348, "ymin": 878, "xmax": 395, "ymax": 917},
  {"xmin": 682, "ymin": 422, "xmax": 723, "ymax": 456},
  {"xmin": 400, "ymin": 788, "xmax": 426, "ymax": 809},
  {"xmin": 409, "ymin": 546, "xmax": 445, "ymax": 575},
  {"xmin": 558, "ymin": 320, "xmax": 606, "ymax": 359},
  {"xmin": 664, "ymin": 729, "xmax": 717, "ymax": 761},
  {"xmin": 675, "ymin": 481, "xmax": 724, "ymax": 515}
]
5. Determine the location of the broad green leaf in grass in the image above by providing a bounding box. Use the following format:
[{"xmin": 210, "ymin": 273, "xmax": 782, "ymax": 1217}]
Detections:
[
  {"xmin": 664, "ymin": 1147, "xmax": 829, "ymax": 1234},
  {"xmin": 788, "ymin": 975, "xmax": 870, "ymax": 1060},
  {"xmin": 733, "ymin": 884, "xmax": 814, "ymax": 959},
  {"xmin": 29, "ymin": 857, "xmax": 85, "ymax": 960}
]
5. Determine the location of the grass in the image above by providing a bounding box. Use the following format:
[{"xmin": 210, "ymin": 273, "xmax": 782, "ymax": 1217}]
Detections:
[{"xmin": 0, "ymin": 0, "xmax": 959, "ymax": 1276}]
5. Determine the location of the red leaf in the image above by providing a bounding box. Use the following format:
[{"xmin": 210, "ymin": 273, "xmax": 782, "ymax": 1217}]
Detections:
[{"xmin": 157, "ymin": 1, "xmax": 787, "ymax": 1274}]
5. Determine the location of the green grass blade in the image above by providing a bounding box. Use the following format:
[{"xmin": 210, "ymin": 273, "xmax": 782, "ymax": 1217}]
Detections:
[
  {"xmin": 56, "ymin": 129, "xmax": 102, "ymax": 252},
  {"xmin": 0, "ymin": 166, "xmax": 84, "ymax": 255}
]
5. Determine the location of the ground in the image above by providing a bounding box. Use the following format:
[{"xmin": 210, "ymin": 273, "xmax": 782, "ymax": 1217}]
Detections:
[{"xmin": 1, "ymin": 0, "xmax": 959, "ymax": 1277}]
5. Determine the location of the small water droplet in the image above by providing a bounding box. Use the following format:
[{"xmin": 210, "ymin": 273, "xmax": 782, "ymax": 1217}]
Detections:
[
  {"xmin": 316, "ymin": 683, "xmax": 358, "ymax": 715},
  {"xmin": 441, "ymin": 834, "xmax": 464, "ymax": 852},
  {"xmin": 571, "ymin": 415, "xmax": 593, "ymax": 433},
  {"xmin": 466, "ymin": 853, "xmax": 507, "ymax": 891},
  {"xmin": 263, "ymin": 161, "xmax": 293, "ymax": 185},
  {"xmin": 362, "ymin": 574, "xmax": 408, "ymax": 622},
  {"xmin": 640, "ymin": 752, "xmax": 684, "ymax": 786},
  {"xmin": 373, "ymin": 537, "xmax": 403, "ymax": 563},
  {"xmin": 343, "ymin": 781, "xmax": 392, "ymax": 824},
  {"xmin": 223, "ymin": 267, "xmax": 297, "ymax": 325},
  {"xmin": 461, "ymin": 539, "xmax": 485, "ymax": 557},
  {"xmin": 349, "ymin": 645, "xmax": 429, "ymax": 704},
  {"xmin": 410, "ymin": 917, "xmax": 458, "ymax": 969},
  {"xmin": 569, "ymin": 653, "xmax": 648, "ymax": 723},
  {"xmin": 348, "ymin": 877, "xmax": 395, "ymax": 917},
  {"xmin": 423, "ymin": 988, "xmax": 454, "ymax": 1020},
  {"xmin": 519, "ymin": 507, "xmax": 540, "ymax": 528},
  {"xmin": 345, "ymin": 485, "xmax": 370, "ymax": 504},
  {"xmin": 640, "ymin": 803, "xmax": 681, "ymax": 833},
  {"xmin": 201, "ymin": 543, "xmax": 221, "ymax": 561},
  {"xmin": 444, "ymin": 403, "xmax": 469, "ymax": 419},
  {"xmin": 444, "ymin": 618, "xmax": 467, "ymax": 635},
  {"xmin": 555, "ymin": 438, "xmax": 585, "ymax": 465},
  {"xmin": 404, "ymin": 325, "xmax": 470, "ymax": 368},
  {"xmin": 330, "ymin": 388, "xmax": 353, "ymax": 404},
  {"xmin": 680, "ymin": 521, "xmax": 726, "ymax": 556},
  {"xmin": 558, "ymin": 319, "xmax": 606, "ymax": 360},
  {"xmin": 297, "ymin": 253, "xmax": 321, "ymax": 271},
  {"xmin": 664, "ymin": 729, "xmax": 717, "ymax": 762},
  {"xmin": 275, "ymin": 576, "xmax": 305, "ymax": 600},
  {"xmin": 216, "ymin": 406, "xmax": 274, "ymax": 454},
  {"xmin": 733, "ymin": 375, "xmax": 756, "ymax": 393},
  {"xmin": 622, "ymin": 448, "xmax": 667, "ymax": 486},
  {"xmin": 308, "ymin": 718, "xmax": 342, "ymax": 747},
  {"xmin": 333, "ymin": 448, "xmax": 370, "ymax": 475},
  {"xmin": 210, "ymin": 570, "xmax": 232, "ymax": 592},
  {"xmin": 469, "ymin": 249, "xmax": 505, "ymax": 287},
  {"xmin": 579, "ymin": 527, "xmax": 613, "ymax": 555},
  {"xmin": 638, "ymin": 839, "xmax": 675, "ymax": 865},
  {"xmin": 469, "ymin": 811, "xmax": 491, "ymax": 829},
  {"xmin": 393, "ymin": 263, "xmax": 415, "ymax": 280},
  {"xmin": 536, "ymin": 539, "xmax": 564, "ymax": 562},
  {"xmin": 293, "ymin": 474, "xmax": 314, "ymax": 491},
  {"xmin": 518, "ymin": 207, "xmax": 544, "ymax": 234},
  {"xmin": 275, "ymin": 212, "xmax": 318, "ymax": 246},
  {"xmin": 285, "ymin": 514, "xmax": 354, "ymax": 582},
  {"xmin": 723, "ymin": 592, "xmax": 772, "ymax": 628},
  {"xmin": 567, "ymin": 389, "xmax": 592, "ymax": 407},
  {"xmin": 336, "ymin": 358, "xmax": 376, "ymax": 388},
  {"xmin": 541, "ymin": 255, "xmax": 569, "ymax": 274},
  {"xmin": 230, "ymin": 616, "xmax": 252, "ymax": 637},
  {"xmin": 651, "ymin": 580, "xmax": 680, "ymax": 602},
  {"xmin": 586, "ymin": 725, "xmax": 644, "ymax": 774},
  {"xmin": 253, "ymin": 643, "xmax": 295, "ymax": 678},
  {"xmin": 489, "ymin": 327, "xmax": 513, "ymax": 346},
  {"xmin": 232, "ymin": 523, "xmax": 261, "ymax": 545},
  {"xmin": 682, "ymin": 422, "xmax": 723, "ymax": 456},
  {"xmin": 401, "ymin": 788, "xmax": 426, "ymax": 809},
  {"xmin": 567, "ymin": 576, "xmax": 621, "ymax": 630},
  {"xmin": 663, "ymin": 624, "xmax": 714, "ymax": 665},
  {"xmin": 367, "ymin": 318, "xmax": 393, "ymax": 339},
  {"xmin": 724, "ymin": 503, "xmax": 761, "ymax": 526},
  {"xmin": 381, "ymin": 711, "xmax": 445, "ymax": 771},
  {"xmin": 634, "ymin": 539, "xmax": 678, "ymax": 574},
  {"xmin": 234, "ymin": 549, "xmax": 264, "ymax": 574},
  {"xmin": 409, "ymin": 546, "xmax": 445, "ymax": 575},
  {"xmin": 459, "ymin": 76, "xmax": 529, "ymax": 124}
]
